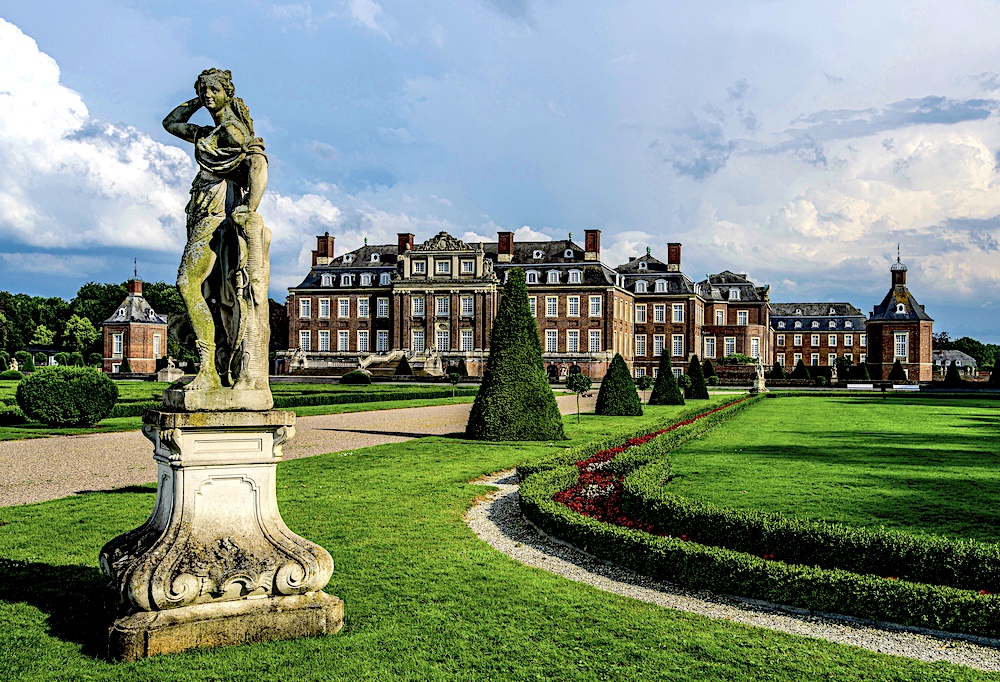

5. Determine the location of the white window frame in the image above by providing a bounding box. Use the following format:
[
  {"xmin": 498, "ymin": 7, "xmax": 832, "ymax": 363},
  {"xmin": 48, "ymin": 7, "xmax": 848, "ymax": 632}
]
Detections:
[
  {"xmin": 321, "ymin": 274, "xmax": 333, "ymax": 287},
  {"xmin": 653, "ymin": 304, "xmax": 666, "ymax": 323},
  {"xmin": 567, "ymin": 330, "xmax": 580, "ymax": 353},
  {"xmin": 319, "ymin": 298, "xmax": 330, "ymax": 319},
  {"xmin": 776, "ymin": 352, "xmax": 785, "ymax": 366},
  {"xmin": 413, "ymin": 260, "xmax": 426, "ymax": 274},
  {"xmin": 811, "ymin": 334, "xmax": 820, "ymax": 347},
  {"xmin": 412, "ymin": 330, "xmax": 425, "ymax": 353},
  {"xmin": 526, "ymin": 271, "xmax": 538, "ymax": 284},
  {"xmin": 545, "ymin": 330, "xmax": 558, "ymax": 353},
  {"xmin": 436, "ymin": 330, "xmax": 450, "ymax": 351},
  {"xmin": 436, "ymin": 296, "xmax": 450, "ymax": 316},
  {"xmin": 672, "ymin": 304, "xmax": 684, "ymax": 323},
  {"xmin": 299, "ymin": 298, "xmax": 311, "ymax": 319},
  {"xmin": 380, "ymin": 273, "xmax": 391, "ymax": 286},
  {"xmin": 412, "ymin": 296, "xmax": 425, "ymax": 316},
  {"xmin": 776, "ymin": 334, "xmax": 785, "ymax": 346},
  {"xmin": 358, "ymin": 298, "xmax": 370, "ymax": 318},
  {"xmin": 589, "ymin": 330, "xmax": 601, "ymax": 352},
  {"xmin": 376, "ymin": 330, "xmax": 389, "ymax": 352},
  {"xmin": 546, "ymin": 296, "xmax": 558, "ymax": 317},
  {"xmin": 461, "ymin": 296, "xmax": 474, "ymax": 317},
  {"xmin": 569, "ymin": 270, "xmax": 581, "ymax": 284},
  {"xmin": 860, "ymin": 334, "xmax": 867, "ymax": 347},
  {"xmin": 671, "ymin": 334, "xmax": 684, "ymax": 357},
  {"xmin": 113, "ymin": 333, "xmax": 123, "ymax": 357},
  {"xmin": 811, "ymin": 353, "xmax": 819, "ymax": 366},
  {"xmin": 750, "ymin": 337, "xmax": 760, "ymax": 359},
  {"xmin": 318, "ymin": 330, "xmax": 330, "ymax": 352},
  {"xmin": 461, "ymin": 330, "xmax": 474, "ymax": 352},
  {"xmin": 299, "ymin": 330, "xmax": 311, "ymax": 351},
  {"xmin": 635, "ymin": 335, "xmax": 647, "ymax": 357},
  {"xmin": 461, "ymin": 260, "xmax": 475, "ymax": 274},
  {"xmin": 793, "ymin": 352, "xmax": 802, "ymax": 364},
  {"xmin": 724, "ymin": 336, "xmax": 736, "ymax": 356},
  {"xmin": 635, "ymin": 281, "xmax": 647, "ymax": 293},
  {"xmin": 653, "ymin": 334, "xmax": 665, "ymax": 357},
  {"xmin": 704, "ymin": 337, "xmax": 716, "ymax": 358},
  {"xmin": 361, "ymin": 273, "xmax": 372, "ymax": 286},
  {"xmin": 828, "ymin": 334, "xmax": 836, "ymax": 346},
  {"xmin": 737, "ymin": 310, "xmax": 748, "ymax": 326},
  {"xmin": 377, "ymin": 297, "xmax": 389, "ymax": 318},
  {"xmin": 655, "ymin": 280, "xmax": 667, "ymax": 293},
  {"xmin": 844, "ymin": 334, "xmax": 854, "ymax": 347},
  {"xmin": 635, "ymin": 304, "xmax": 647, "ymax": 323},
  {"xmin": 358, "ymin": 330, "xmax": 369, "ymax": 353},
  {"xmin": 828, "ymin": 353, "xmax": 837, "ymax": 366},
  {"xmin": 436, "ymin": 260, "xmax": 450, "ymax": 274},
  {"xmin": 715, "ymin": 310, "xmax": 724, "ymax": 325},
  {"xmin": 340, "ymin": 274, "xmax": 352, "ymax": 286},
  {"xmin": 567, "ymin": 296, "xmax": 580, "ymax": 317},
  {"xmin": 894, "ymin": 332, "xmax": 908, "ymax": 360},
  {"xmin": 589, "ymin": 296, "xmax": 602, "ymax": 317},
  {"xmin": 338, "ymin": 331, "xmax": 349, "ymax": 352},
  {"xmin": 529, "ymin": 296, "xmax": 537, "ymax": 316},
  {"xmin": 339, "ymin": 298, "xmax": 350, "ymax": 318},
  {"xmin": 153, "ymin": 333, "xmax": 161, "ymax": 357},
  {"xmin": 793, "ymin": 334, "xmax": 802, "ymax": 346},
  {"xmin": 547, "ymin": 271, "xmax": 559, "ymax": 284}
]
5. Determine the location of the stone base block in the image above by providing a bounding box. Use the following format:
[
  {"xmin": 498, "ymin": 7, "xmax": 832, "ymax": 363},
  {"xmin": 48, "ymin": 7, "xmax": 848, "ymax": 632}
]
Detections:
[
  {"xmin": 162, "ymin": 386, "xmax": 273, "ymax": 411},
  {"xmin": 109, "ymin": 591, "xmax": 344, "ymax": 661}
]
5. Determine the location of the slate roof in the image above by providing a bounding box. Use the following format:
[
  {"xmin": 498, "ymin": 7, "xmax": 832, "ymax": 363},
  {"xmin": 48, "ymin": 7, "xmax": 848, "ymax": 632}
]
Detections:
[
  {"xmin": 770, "ymin": 302, "xmax": 866, "ymax": 331},
  {"xmin": 933, "ymin": 350, "xmax": 977, "ymax": 368},
  {"xmin": 293, "ymin": 244, "xmax": 398, "ymax": 289},
  {"xmin": 481, "ymin": 239, "xmax": 588, "ymax": 264},
  {"xmin": 492, "ymin": 261, "xmax": 619, "ymax": 287},
  {"xmin": 869, "ymin": 288, "xmax": 933, "ymax": 322},
  {"xmin": 615, "ymin": 253, "xmax": 671, "ymax": 274},
  {"xmin": 102, "ymin": 289, "xmax": 167, "ymax": 325},
  {"xmin": 696, "ymin": 271, "xmax": 768, "ymax": 302}
]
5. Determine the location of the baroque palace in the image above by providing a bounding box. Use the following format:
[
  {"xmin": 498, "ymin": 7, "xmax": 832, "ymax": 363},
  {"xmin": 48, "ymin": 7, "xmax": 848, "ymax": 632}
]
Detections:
[{"xmin": 282, "ymin": 230, "xmax": 933, "ymax": 381}]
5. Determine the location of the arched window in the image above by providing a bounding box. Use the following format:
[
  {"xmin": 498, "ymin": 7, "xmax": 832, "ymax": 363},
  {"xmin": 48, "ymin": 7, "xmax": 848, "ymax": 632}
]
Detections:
[
  {"xmin": 794, "ymin": 321, "xmax": 802, "ymax": 329},
  {"xmin": 638, "ymin": 261, "xmax": 648, "ymax": 271},
  {"xmin": 321, "ymin": 274, "xmax": 332, "ymax": 287},
  {"xmin": 846, "ymin": 320, "xmax": 854, "ymax": 328},
  {"xmin": 360, "ymin": 273, "xmax": 372, "ymax": 286},
  {"xmin": 568, "ymin": 270, "xmax": 581, "ymax": 284},
  {"xmin": 564, "ymin": 249, "xmax": 574, "ymax": 258},
  {"xmin": 547, "ymin": 271, "xmax": 560, "ymax": 284},
  {"xmin": 533, "ymin": 249, "xmax": 544, "ymax": 259},
  {"xmin": 730, "ymin": 289, "xmax": 740, "ymax": 301},
  {"xmin": 635, "ymin": 281, "xmax": 647, "ymax": 293},
  {"xmin": 370, "ymin": 253, "xmax": 380, "ymax": 262},
  {"xmin": 340, "ymin": 274, "xmax": 353, "ymax": 286},
  {"xmin": 829, "ymin": 307, "xmax": 836, "ymax": 315},
  {"xmin": 526, "ymin": 271, "xmax": 539, "ymax": 284},
  {"xmin": 811, "ymin": 321, "xmax": 819, "ymax": 328},
  {"xmin": 343, "ymin": 254, "xmax": 353, "ymax": 263},
  {"xmin": 828, "ymin": 320, "xmax": 836, "ymax": 328},
  {"xmin": 380, "ymin": 273, "xmax": 391, "ymax": 286},
  {"xmin": 777, "ymin": 321, "xmax": 785, "ymax": 329},
  {"xmin": 655, "ymin": 279, "xmax": 667, "ymax": 293}
]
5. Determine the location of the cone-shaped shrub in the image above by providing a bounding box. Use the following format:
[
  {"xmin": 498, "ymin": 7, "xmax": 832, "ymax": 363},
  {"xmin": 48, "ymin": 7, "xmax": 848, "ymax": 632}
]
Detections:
[
  {"xmin": 702, "ymin": 359, "xmax": 717, "ymax": 379},
  {"xmin": 888, "ymin": 359, "xmax": 907, "ymax": 381},
  {"xmin": 465, "ymin": 268, "xmax": 565, "ymax": 441},
  {"xmin": 395, "ymin": 356, "xmax": 413, "ymax": 376},
  {"xmin": 119, "ymin": 356, "xmax": 132, "ymax": 373},
  {"xmin": 595, "ymin": 354, "xmax": 643, "ymax": 416},
  {"xmin": 648, "ymin": 350, "xmax": 684, "ymax": 405},
  {"xmin": 685, "ymin": 354, "xmax": 710, "ymax": 399},
  {"xmin": 16, "ymin": 366, "xmax": 118, "ymax": 426},
  {"xmin": 854, "ymin": 362, "xmax": 871, "ymax": 381},
  {"xmin": 791, "ymin": 359, "xmax": 811, "ymax": 380},
  {"xmin": 944, "ymin": 360, "xmax": 963, "ymax": 387},
  {"xmin": 456, "ymin": 357, "xmax": 468, "ymax": 377},
  {"xmin": 769, "ymin": 360, "xmax": 786, "ymax": 380}
]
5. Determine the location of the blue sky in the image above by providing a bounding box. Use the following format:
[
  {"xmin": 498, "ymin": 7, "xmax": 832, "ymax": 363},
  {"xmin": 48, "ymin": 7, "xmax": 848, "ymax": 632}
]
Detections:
[{"xmin": 0, "ymin": 1, "xmax": 998, "ymax": 342}]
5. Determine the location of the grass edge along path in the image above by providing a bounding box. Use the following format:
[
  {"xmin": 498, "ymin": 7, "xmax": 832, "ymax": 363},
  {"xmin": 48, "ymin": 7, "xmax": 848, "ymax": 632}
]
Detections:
[{"xmin": 519, "ymin": 396, "xmax": 1000, "ymax": 639}]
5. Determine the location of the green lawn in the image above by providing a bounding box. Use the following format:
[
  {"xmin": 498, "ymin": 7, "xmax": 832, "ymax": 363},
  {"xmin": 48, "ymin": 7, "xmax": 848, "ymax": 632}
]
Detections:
[
  {"xmin": 0, "ymin": 400, "xmax": 993, "ymax": 680},
  {"xmin": 666, "ymin": 396, "xmax": 1000, "ymax": 543}
]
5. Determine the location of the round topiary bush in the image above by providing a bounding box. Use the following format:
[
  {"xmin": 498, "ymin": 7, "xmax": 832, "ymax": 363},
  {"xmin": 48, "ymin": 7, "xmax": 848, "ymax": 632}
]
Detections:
[
  {"xmin": 0, "ymin": 369, "xmax": 25, "ymax": 380},
  {"xmin": 707, "ymin": 375, "xmax": 720, "ymax": 386},
  {"xmin": 16, "ymin": 367, "xmax": 119, "ymax": 426},
  {"xmin": 815, "ymin": 375, "xmax": 828, "ymax": 386},
  {"xmin": 340, "ymin": 370, "xmax": 372, "ymax": 385}
]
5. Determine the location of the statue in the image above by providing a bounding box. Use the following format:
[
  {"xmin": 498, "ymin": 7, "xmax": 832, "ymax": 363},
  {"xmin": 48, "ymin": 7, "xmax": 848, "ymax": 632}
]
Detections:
[{"xmin": 162, "ymin": 68, "xmax": 272, "ymax": 410}]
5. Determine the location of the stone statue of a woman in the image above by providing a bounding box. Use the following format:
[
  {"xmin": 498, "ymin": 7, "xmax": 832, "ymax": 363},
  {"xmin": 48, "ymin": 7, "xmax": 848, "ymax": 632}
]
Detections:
[{"xmin": 162, "ymin": 69, "xmax": 272, "ymax": 410}]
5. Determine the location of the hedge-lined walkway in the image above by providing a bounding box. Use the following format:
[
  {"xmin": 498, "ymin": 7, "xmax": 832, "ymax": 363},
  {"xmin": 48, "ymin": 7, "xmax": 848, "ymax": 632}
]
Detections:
[
  {"xmin": 0, "ymin": 395, "xmax": 597, "ymax": 507},
  {"xmin": 467, "ymin": 471, "xmax": 1000, "ymax": 672}
]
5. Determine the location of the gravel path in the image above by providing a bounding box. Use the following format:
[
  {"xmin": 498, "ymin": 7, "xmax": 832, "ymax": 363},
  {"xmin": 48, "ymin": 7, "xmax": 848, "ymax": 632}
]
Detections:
[
  {"xmin": 0, "ymin": 394, "xmax": 595, "ymax": 507},
  {"xmin": 466, "ymin": 470, "xmax": 1000, "ymax": 672}
]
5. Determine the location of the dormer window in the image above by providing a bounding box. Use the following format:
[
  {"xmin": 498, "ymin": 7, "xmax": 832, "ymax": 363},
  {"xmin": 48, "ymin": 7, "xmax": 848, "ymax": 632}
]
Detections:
[
  {"xmin": 638, "ymin": 262, "xmax": 648, "ymax": 271},
  {"xmin": 118, "ymin": 308, "xmax": 126, "ymax": 317},
  {"xmin": 795, "ymin": 308, "xmax": 802, "ymax": 315},
  {"xmin": 794, "ymin": 321, "xmax": 802, "ymax": 329},
  {"xmin": 568, "ymin": 270, "xmax": 581, "ymax": 284},
  {"xmin": 730, "ymin": 289, "xmax": 740, "ymax": 301},
  {"xmin": 811, "ymin": 321, "xmax": 819, "ymax": 328},
  {"xmin": 343, "ymin": 254, "xmax": 353, "ymax": 263},
  {"xmin": 655, "ymin": 280, "xmax": 667, "ymax": 293},
  {"xmin": 321, "ymin": 274, "xmax": 332, "ymax": 287},
  {"xmin": 533, "ymin": 249, "xmax": 544, "ymax": 259},
  {"xmin": 564, "ymin": 249, "xmax": 574, "ymax": 258},
  {"xmin": 547, "ymin": 271, "xmax": 559, "ymax": 284},
  {"xmin": 828, "ymin": 320, "xmax": 836, "ymax": 328},
  {"xmin": 360, "ymin": 273, "xmax": 372, "ymax": 286},
  {"xmin": 635, "ymin": 281, "xmax": 647, "ymax": 293},
  {"xmin": 896, "ymin": 303, "xmax": 905, "ymax": 314},
  {"xmin": 370, "ymin": 253, "xmax": 380, "ymax": 263},
  {"xmin": 340, "ymin": 274, "xmax": 353, "ymax": 286},
  {"xmin": 526, "ymin": 271, "xmax": 539, "ymax": 284},
  {"xmin": 829, "ymin": 307, "xmax": 836, "ymax": 315},
  {"xmin": 845, "ymin": 320, "xmax": 853, "ymax": 329},
  {"xmin": 777, "ymin": 321, "xmax": 785, "ymax": 329},
  {"xmin": 380, "ymin": 273, "xmax": 391, "ymax": 286}
]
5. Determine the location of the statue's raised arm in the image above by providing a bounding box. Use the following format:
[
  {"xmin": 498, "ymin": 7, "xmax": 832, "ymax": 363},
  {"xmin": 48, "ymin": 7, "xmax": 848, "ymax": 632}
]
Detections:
[{"xmin": 163, "ymin": 69, "xmax": 273, "ymax": 412}]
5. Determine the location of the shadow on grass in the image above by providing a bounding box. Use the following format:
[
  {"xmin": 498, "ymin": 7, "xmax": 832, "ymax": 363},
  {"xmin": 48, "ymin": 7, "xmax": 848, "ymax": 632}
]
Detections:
[
  {"xmin": 74, "ymin": 485, "xmax": 156, "ymax": 496},
  {"xmin": 0, "ymin": 559, "xmax": 112, "ymax": 659},
  {"xmin": 316, "ymin": 427, "xmax": 440, "ymax": 439}
]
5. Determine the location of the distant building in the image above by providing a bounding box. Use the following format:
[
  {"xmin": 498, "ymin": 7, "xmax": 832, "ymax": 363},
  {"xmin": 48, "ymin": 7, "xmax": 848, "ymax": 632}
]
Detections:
[
  {"xmin": 933, "ymin": 350, "xmax": 977, "ymax": 376},
  {"xmin": 866, "ymin": 257, "xmax": 934, "ymax": 381},
  {"xmin": 101, "ymin": 278, "xmax": 168, "ymax": 374},
  {"xmin": 770, "ymin": 303, "xmax": 867, "ymax": 370}
]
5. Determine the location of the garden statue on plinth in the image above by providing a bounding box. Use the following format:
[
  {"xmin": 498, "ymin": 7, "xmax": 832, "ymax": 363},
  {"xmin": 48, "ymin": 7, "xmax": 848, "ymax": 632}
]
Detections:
[{"xmin": 99, "ymin": 69, "xmax": 342, "ymax": 661}]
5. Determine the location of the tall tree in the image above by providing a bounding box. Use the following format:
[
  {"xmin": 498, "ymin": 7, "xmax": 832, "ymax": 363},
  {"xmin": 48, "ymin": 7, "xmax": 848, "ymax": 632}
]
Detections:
[
  {"xmin": 466, "ymin": 268, "xmax": 565, "ymax": 441},
  {"xmin": 595, "ymin": 354, "xmax": 642, "ymax": 416},
  {"xmin": 62, "ymin": 315, "xmax": 100, "ymax": 354},
  {"xmin": 685, "ymin": 354, "xmax": 710, "ymax": 399},
  {"xmin": 648, "ymin": 349, "xmax": 684, "ymax": 405}
]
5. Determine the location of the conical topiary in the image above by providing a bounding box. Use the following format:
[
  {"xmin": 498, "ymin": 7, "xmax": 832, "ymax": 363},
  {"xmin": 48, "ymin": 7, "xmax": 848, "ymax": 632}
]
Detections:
[
  {"xmin": 888, "ymin": 359, "xmax": 907, "ymax": 381},
  {"xmin": 791, "ymin": 359, "xmax": 811, "ymax": 380},
  {"xmin": 685, "ymin": 354, "xmax": 710, "ymax": 399},
  {"xmin": 648, "ymin": 349, "xmax": 684, "ymax": 405},
  {"xmin": 769, "ymin": 360, "xmax": 786, "ymax": 380},
  {"xmin": 855, "ymin": 362, "xmax": 871, "ymax": 381},
  {"xmin": 702, "ymin": 358, "xmax": 717, "ymax": 379},
  {"xmin": 395, "ymin": 355, "xmax": 413, "ymax": 376},
  {"xmin": 465, "ymin": 268, "xmax": 565, "ymax": 441},
  {"xmin": 456, "ymin": 357, "xmax": 468, "ymax": 377},
  {"xmin": 119, "ymin": 356, "xmax": 132, "ymax": 373},
  {"xmin": 943, "ymin": 360, "xmax": 963, "ymax": 387},
  {"xmin": 595, "ymin": 353, "xmax": 643, "ymax": 416}
]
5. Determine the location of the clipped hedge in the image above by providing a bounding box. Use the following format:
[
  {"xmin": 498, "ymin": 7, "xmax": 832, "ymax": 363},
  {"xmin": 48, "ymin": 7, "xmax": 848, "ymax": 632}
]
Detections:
[
  {"xmin": 0, "ymin": 403, "xmax": 26, "ymax": 426},
  {"xmin": 0, "ymin": 370, "xmax": 25, "ymax": 380},
  {"xmin": 16, "ymin": 367, "xmax": 118, "ymax": 427},
  {"xmin": 340, "ymin": 371, "xmax": 372, "ymax": 385}
]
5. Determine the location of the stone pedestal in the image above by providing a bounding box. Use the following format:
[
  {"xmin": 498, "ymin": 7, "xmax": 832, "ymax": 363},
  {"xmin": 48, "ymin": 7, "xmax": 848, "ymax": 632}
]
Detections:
[{"xmin": 99, "ymin": 410, "xmax": 343, "ymax": 661}]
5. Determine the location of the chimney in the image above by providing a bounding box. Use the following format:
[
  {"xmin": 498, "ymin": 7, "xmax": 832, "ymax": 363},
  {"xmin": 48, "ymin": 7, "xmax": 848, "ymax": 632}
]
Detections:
[
  {"xmin": 127, "ymin": 278, "xmax": 143, "ymax": 296},
  {"xmin": 584, "ymin": 229, "xmax": 600, "ymax": 261},
  {"xmin": 312, "ymin": 232, "xmax": 335, "ymax": 266},
  {"xmin": 397, "ymin": 232, "xmax": 415, "ymax": 255},
  {"xmin": 497, "ymin": 231, "xmax": 514, "ymax": 263},
  {"xmin": 891, "ymin": 258, "xmax": 907, "ymax": 290},
  {"xmin": 667, "ymin": 243, "xmax": 681, "ymax": 272}
]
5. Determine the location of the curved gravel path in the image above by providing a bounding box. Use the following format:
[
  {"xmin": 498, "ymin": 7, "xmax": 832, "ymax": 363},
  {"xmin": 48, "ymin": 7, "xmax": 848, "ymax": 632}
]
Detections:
[
  {"xmin": 466, "ymin": 470, "xmax": 1000, "ymax": 672},
  {"xmin": 0, "ymin": 394, "xmax": 595, "ymax": 507}
]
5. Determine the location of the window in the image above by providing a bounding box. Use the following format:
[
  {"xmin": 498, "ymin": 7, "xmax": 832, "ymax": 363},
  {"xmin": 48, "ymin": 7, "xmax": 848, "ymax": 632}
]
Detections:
[
  {"xmin": 361, "ymin": 274, "xmax": 372, "ymax": 286},
  {"xmin": 546, "ymin": 330, "xmax": 558, "ymax": 353},
  {"xmin": 730, "ymin": 288, "xmax": 740, "ymax": 301},
  {"xmin": 321, "ymin": 274, "xmax": 332, "ymax": 287},
  {"xmin": 436, "ymin": 260, "xmax": 450, "ymax": 274},
  {"xmin": 672, "ymin": 304, "xmax": 684, "ymax": 323},
  {"xmin": 340, "ymin": 274, "xmax": 352, "ymax": 286},
  {"xmin": 828, "ymin": 353, "xmax": 837, "ymax": 366},
  {"xmin": 567, "ymin": 296, "xmax": 580, "ymax": 317},
  {"xmin": 737, "ymin": 310, "xmax": 748, "ymax": 326},
  {"xmin": 894, "ymin": 332, "xmax": 908, "ymax": 359},
  {"xmin": 338, "ymin": 331, "xmax": 349, "ymax": 352},
  {"xmin": 358, "ymin": 330, "xmax": 369, "ymax": 353},
  {"xmin": 859, "ymin": 353, "xmax": 866, "ymax": 364},
  {"xmin": 461, "ymin": 260, "xmax": 474, "ymax": 274},
  {"xmin": 299, "ymin": 298, "xmax": 311, "ymax": 318},
  {"xmin": 589, "ymin": 330, "xmax": 601, "ymax": 352},
  {"xmin": 655, "ymin": 280, "xmax": 667, "ymax": 293},
  {"xmin": 794, "ymin": 321, "xmax": 802, "ymax": 329},
  {"xmin": 811, "ymin": 321, "xmax": 819, "ymax": 329},
  {"xmin": 299, "ymin": 330, "xmax": 311, "ymax": 351},
  {"xmin": 318, "ymin": 330, "xmax": 330, "ymax": 352},
  {"xmin": 724, "ymin": 337, "xmax": 736, "ymax": 356},
  {"xmin": 845, "ymin": 320, "xmax": 853, "ymax": 329},
  {"xmin": 569, "ymin": 270, "xmax": 581, "ymax": 284},
  {"xmin": 635, "ymin": 304, "xmax": 647, "ymax": 323},
  {"xmin": 672, "ymin": 368, "xmax": 683, "ymax": 378},
  {"xmin": 635, "ymin": 367, "xmax": 646, "ymax": 378},
  {"xmin": 461, "ymin": 330, "xmax": 474, "ymax": 351},
  {"xmin": 412, "ymin": 330, "xmax": 425, "ymax": 352},
  {"xmin": 436, "ymin": 296, "xmax": 450, "ymax": 316},
  {"xmin": 704, "ymin": 337, "xmax": 716, "ymax": 358},
  {"xmin": 793, "ymin": 352, "xmax": 802, "ymax": 364},
  {"xmin": 376, "ymin": 330, "xmax": 388, "ymax": 352},
  {"xmin": 436, "ymin": 330, "xmax": 450, "ymax": 351},
  {"xmin": 358, "ymin": 298, "xmax": 370, "ymax": 318},
  {"xmin": 860, "ymin": 334, "xmax": 867, "ymax": 347},
  {"xmin": 547, "ymin": 271, "xmax": 559, "ymax": 284},
  {"xmin": 590, "ymin": 296, "xmax": 601, "ymax": 317},
  {"xmin": 377, "ymin": 297, "xmax": 389, "ymax": 318},
  {"xmin": 113, "ymin": 333, "xmax": 123, "ymax": 356},
  {"xmin": 380, "ymin": 273, "xmax": 391, "ymax": 286},
  {"xmin": 750, "ymin": 337, "xmax": 760, "ymax": 359},
  {"xmin": 810, "ymin": 334, "xmax": 819, "ymax": 346},
  {"xmin": 319, "ymin": 299, "xmax": 330, "ymax": 318},
  {"xmin": 526, "ymin": 271, "xmax": 538, "ymax": 284},
  {"xmin": 112, "ymin": 363, "xmax": 121, "ymax": 373},
  {"xmin": 671, "ymin": 334, "xmax": 684, "ymax": 357},
  {"xmin": 413, "ymin": 260, "xmax": 426, "ymax": 274},
  {"xmin": 461, "ymin": 296, "xmax": 474, "ymax": 316},
  {"xmin": 339, "ymin": 298, "xmax": 350, "ymax": 318},
  {"xmin": 828, "ymin": 334, "xmax": 836, "ymax": 346},
  {"xmin": 776, "ymin": 334, "xmax": 785, "ymax": 346},
  {"xmin": 635, "ymin": 335, "xmax": 647, "ymax": 357},
  {"xmin": 844, "ymin": 334, "xmax": 853, "ymax": 347},
  {"xmin": 653, "ymin": 304, "xmax": 666, "ymax": 323},
  {"xmin": 564, "ymin": 249, "xmax": 574, "ymax": 258},
  {"xmin": 638, "ymin": 261, "xmax": 648, "ymax": 271},
  {"xmin": 533, "ymin": 249, "xmax": 544, "ymax": 259},
  {"xmin": 370, "ymin": 253, "xmax": 380, "ymax": 263},
  {"xmin": 653, "ymin": 335, "xmax": 665, "ymax": 357},
  {"xmin": 635, "ymin": 281, "xmax": 647, "ymax": 293},
  {"xmin": 412, "ymin": 297, "xmax": 425, "ymax": 316},
  {"xmin": 529, "ymin": 296, "xmax": 537, "ymax": 316},
  {"xmin": 716, "ymin": 310, "xmax": 724, "ymax": 325},
  {"xmin": 546, "ymin": 296, "xmax": 558, "ymax": 317},
  {"xmin": 829, "ymin": 320, "xmax": 836, "ymax": 328},
  {"xmin": 342, "ymin": 254, "xmax": 353, "ymax": 263},
  {"xmin": 153, "ymin": 334, "xmax": 161, "ymax": 357},
  {"xmin": 567, "ymin": 330, "xmax": 580, "ymax": 353},
  {"xmin": 811, "ymin": 353, "xmax": 819, "ymax": 366},
  {"xmin": 793, "ymin": 334, "xmax": 802, "ymax": 346},
  {"xmin": 776, "ymin": 352, "xmax": 785, "ymax": 366},
  {"xmin": 778, "ymin": 321, "xmax": 785, "ymax": 329}
]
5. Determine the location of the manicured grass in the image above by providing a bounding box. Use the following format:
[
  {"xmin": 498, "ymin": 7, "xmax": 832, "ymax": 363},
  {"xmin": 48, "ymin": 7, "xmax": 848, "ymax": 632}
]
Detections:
[
  {"xmin": 666, "ymin": 396, "xmax": 1000, "ymax": 543},
  {"xmin": 0, "ymin": 401, "xmax": 993, "ymax": 680}
]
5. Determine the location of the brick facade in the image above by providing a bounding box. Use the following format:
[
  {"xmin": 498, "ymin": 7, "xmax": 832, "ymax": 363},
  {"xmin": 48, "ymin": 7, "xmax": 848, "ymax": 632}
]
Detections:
[{"xmin": 101, "ymin": 279, "xmax": 168, "ymax": 374}]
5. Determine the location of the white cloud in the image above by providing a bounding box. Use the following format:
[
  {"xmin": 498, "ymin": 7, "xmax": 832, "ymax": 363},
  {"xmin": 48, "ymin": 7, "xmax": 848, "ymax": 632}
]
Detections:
[{"xmin": 350, "ymin": 0, "xmax": 388, "ymax": 35}]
